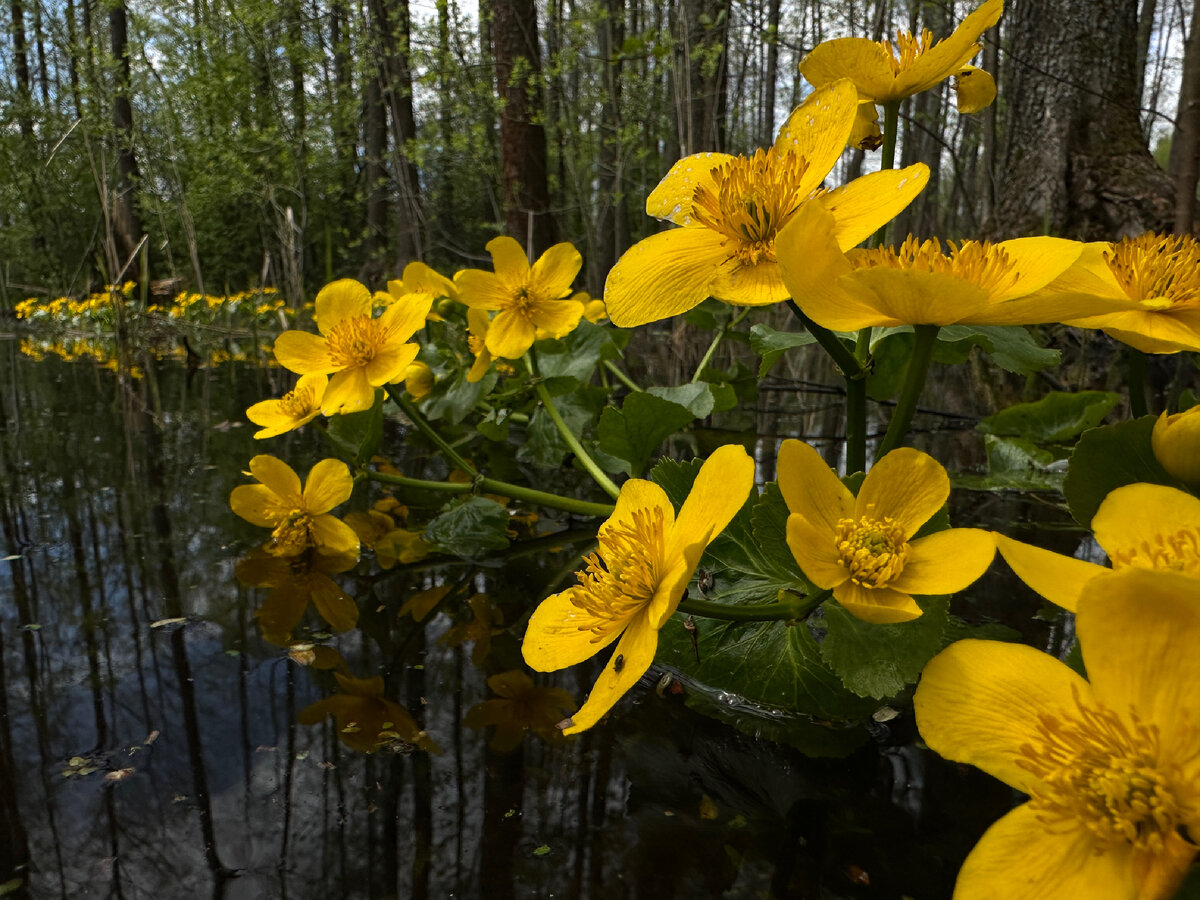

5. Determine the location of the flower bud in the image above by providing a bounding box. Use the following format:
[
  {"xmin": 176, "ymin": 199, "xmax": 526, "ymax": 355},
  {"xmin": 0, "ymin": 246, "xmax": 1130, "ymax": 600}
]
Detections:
[
  {"xmin": 1151, "ymin": 406, "xmax": 1200, "ymax": 485},
  {"xmin": 405, "ymin": 361, "xmax": 435, "ymax": 400}
]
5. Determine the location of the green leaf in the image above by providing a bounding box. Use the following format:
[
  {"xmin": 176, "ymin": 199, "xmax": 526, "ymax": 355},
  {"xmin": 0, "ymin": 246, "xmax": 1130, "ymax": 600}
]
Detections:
[
  {"xmin": 476, "ymin": 408, "xmax": 511, "ymax": 442},
  {"xmin": 749, "ymin": 323, "xmax": 818, "ymax": 377},
  {"xmin": 648, "ymin": 383, "xmax": 715, "ymax": 418},
  {"xmin": 1064, "ymin": 415, "xmax": 1176, "ymax": 527},
  {"xmin": 865, "ymin": 331, "xmax": 913, "ymax": 401},
  {"xmin": 979, "ymin": 391, "xmax": 1121, "ymax": 443},
  {"xmin": 597, "ymin": 393, "xmax": 697, "ymax": 476},
  {"xmin": 536, "ymin": 321, "xmax": 622, "ymax": 382},
  {"xmin": 424, "ymin": 371, "xmax": 491, "ymax": 424},
  {"xmin": 955, "ymin": 435, "xmax": 1066, "ymax": 492},
  {"xmin": 515, "ymin": 407, "xmax": 570, "ymax": 469},
  {"xmin": 424, "ymin": 496, "xmax": 510, "ymax": 557},
  {"xmin": 325, "ymin": 391, "xmax": 383, "ymax": 464},
  {"xmin": 647, "ymin": 456, "xmax": 703, "ymax": 509},
  {"xmin": 819, "ymin": 597, "xmax": 950, "ymax": 699},
  {"xmin": 937, "ymin": 325, "xmax": 1059, "ymax": 375}
]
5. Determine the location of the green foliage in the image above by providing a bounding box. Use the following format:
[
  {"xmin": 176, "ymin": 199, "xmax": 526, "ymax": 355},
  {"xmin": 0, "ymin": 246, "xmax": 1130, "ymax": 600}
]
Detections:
[
  {"xmin": 819, "ymin": 598, "xmax": 950, "ymax": 699},
  {"xmin": 424, "ymin": 496, "xmax": 510, "ymax": 557},
  {"xmin": 978, "ymin": 391, "xmax": 1121, "ymax": 443},
  {"xmin": 597, "ymin": 393, "xmax": 702, "ymax": 477},
  {"xmin": 1063, "ymin": 416, "xmax": 1177, "ymax": 527},
  {"xmin": 325, "ymin": 391, "xmax": 384, "ymax": 464},
  {"xmin": 749, "ymin": 323, "xmax": 819, "ymax": 376}
]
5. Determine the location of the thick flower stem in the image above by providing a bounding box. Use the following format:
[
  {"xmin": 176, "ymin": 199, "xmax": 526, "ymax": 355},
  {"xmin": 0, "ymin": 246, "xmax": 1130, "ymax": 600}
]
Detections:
[
  {"xmin": 364, "ymin": 469, "xmax": 615, "ymax": 518},
  {"xmin": 389, "ymin": 387, "xmax": 478, "ymax": 477},
  {"xmin": 527, "ymin": 355, "xmax": 622, "ymax": 501},
  {"xmin": 603, "ymin": 359, "xmax": 642, "ymax": 392},
  {"xmin": 786, "ymin": 301, "xmax": 865, "ymax": 379},
  {"xmin": 876, "ymin": 324, "xmax": 939, "ymax": 458},
  {"xmin": 677, "ymin": 589, "xmax": 830, "ymax": 623},
  {"xmin": 1127, "ymin": 347, "xmax": 1149, "ymax": 418},
  {"xmin": 691, "ymin": 307, "xmax": 751, "ymax": 384}
]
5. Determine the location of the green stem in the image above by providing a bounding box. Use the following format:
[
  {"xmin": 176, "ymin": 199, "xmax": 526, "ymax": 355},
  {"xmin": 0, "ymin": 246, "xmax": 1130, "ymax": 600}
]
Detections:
[
  {"xmin": 845, "ymin": 376, "xmax": 866, "ymax": 475},
  {"xmin": 1127, "ymin": 347, "xmax": 1149, "ymax": 417},
  {"xmin": 691, "ymin": 307, "xmax": 750, "ymax": 383},
  {"xmin": 389, "ymin": 387, "xmax": 478, "ymax": 477},
  {"xmin": 876, "ymin": 324, "xmax": 939, "ymax": 458},
  {"xmin": 678, "ymin": 589, "xmax": 830, "ymax": 623},
  {"xmin": 869, "ymin": 101, "xmax": 902, "ymax": 251},
  {"xmin": 786, "ymin": 301, "xmax": 865, "ymax": 379},
  {"xmin": 365, "ymin": 469, "xmax": 616, "ymax": 518},
  {"xmin": 603, "ymin": 359, "xmax": 642, "ymax": 392},
  {"xmin": 527, "ymin": 355, "xmax": 622, "ymax": 500}
]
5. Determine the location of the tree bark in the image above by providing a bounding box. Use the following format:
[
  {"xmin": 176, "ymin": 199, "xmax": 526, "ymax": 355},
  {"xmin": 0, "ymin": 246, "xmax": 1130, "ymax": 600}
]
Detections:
[
  {"xmin": 990, "ymin": 0, "xmax": 1173, "ymax": 240},
  {"xmin": 10, "ymin": 0, "xmax": 35, "ymax": 140},
  {"xmin": 109, "ymin": 0, "xmax": 144, "ymax": 268},
  {"xmin": 1170, "ymin": 0, "xmax": 1200, "ymax": 234}
]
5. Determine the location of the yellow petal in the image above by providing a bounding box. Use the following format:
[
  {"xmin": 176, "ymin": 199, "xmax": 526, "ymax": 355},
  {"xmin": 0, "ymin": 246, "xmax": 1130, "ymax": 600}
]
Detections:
[
  {"xmin": 645, "ymin": 152, "xmax": 735, "ymax": 224},
  {"xmin": 529, "ymin": 242, "xmax": 583, "ymax": 298},
  {"xmin": 833, "ymin": 582, "xmax": 922, "ymax": 623},
  {"xmin": 848, "ymin": 100, "xmax": 882, "ymax": 150},
  {"xmin": 987, "ymin": 237, "xmax": 1082, "ymax": 303},
  {"xmin": 1152, "ymin": 406, "xmax": 1200, "ymax": 484},
  {"xmin": 667, "ymin": 444, "xmax": 755, "ymax": 565},
  {"xmin": 993, "ymin": 533, "xmax": 1107, "ymax": 612},
  {"xmin": 365, "ymin": 342, "xmax": 420, "ymax": 387},
  {"xmin": 321, "ymin": 368, "xmax": 374, "ymax": 415},
  {"xmin": 310, "ymin": 575, "xmax": 359, "ymax": 632},
  {"xmin": 952, "ymin": 804, "xmax": 1134, "ymax": 900},
  {"xmin": 604, "ymin": 228, "xmax": 725, "ymax": 327},
  {"xmin": 485, "ymin": 309, "xmax": 537, "ymax": 359},
  {"xmin": 914, "ymin": 638, "xmax": 1093, "ymax": 794},
  {"xmin": 786, "ymin": 513, "xmax": 847, "ymax": 589},
  {"xmin": 890, "ymin": 527, "xmax": 995, "ymax": 595},
  {"xmin": 315, "ymin": 279, "xmax": 371, "ymax": 334},
  {"xmin": 772, "ymin": 79, "xmax": 859, "ymax": 194},
  {"xmin": 230, "ymin": 484, "xmax": 289, "ymax": 528},
  {"xmin": 1133, "ymin": 830, "xmax": 1200, "ymax": 900},
  {"xmin": 522, "ymin": 587, "xmax": 627, "ymax": 671},
  {"xmin": 1092, "ymin": 482, "xmax": 1200, "ymax": 571},
  {"xmin": 308, "ymin": 514, "xmax": 361, "ymax": 558},
  {"xmin": 453, "ymin": 269, "xmax": 510, "ymax": 311},
  {"xmin": 838, "ymin": 265, "xmax": 990, "ymax": 325},
  {"xmin": 467, "ymin": 347, "xmax": 492, "ymax": 383},
  {"xmin": 249, "ymin": 454, "xmax": 302, "ymax": 500},
  {"xmin": 603, "ymin": 478, "xmax": 676, "ymax": 542},
  {"xmin": 777, "ymin": 439, "xmax": 854, "ymax": 531},
  {"xmin": 953, "ymin": 64, "xmax": 996, "ymax": 114},
  {"xmin": 401, "ymin": 260, "xmax": 458, "ymax": 301},
  {"xmin": 1098, "ymin": 313, "xmax": 1200, "ymax": 354},
  {"xmin": 273, "ymin": 330, "xmax": 337, "ymax": 375},
  {"xmin": 897, "ymin": 0, "xmax": 1003, "ymax": 99},
  {"xmin": 855, "ymin": 448, "xmax": 948, "ymax": 539},
  {"xmin": 302, "ymin": 459, "xmax": 354, "ymax": 514},
  {"xmin": 799, "ymin": 37, "xmax": 898, "ymax": 101},
  {"xmin": 380, "ymin": 292, "xmax": 433, "ymax": 343},
  {"xmin": 563, "ymin": 607, "xmax": 658, "ymax": 734},
  {"xmin": 486, "ymin": 235, "xmax": 531, "ymax": 290},
  {"xmin": 1077, "ymin": 568, "xmax": 1200, "ymax": 740},
  {"xmin": 817, "ymin": 163, "xmax": 930, "ymax": 251},
  {"xmin": 529, "ymin": 298, "xmax": 585, "ymax": 338},
  {"xmin": 708, "ymin": 258, "xmax": 790, "ymax": 307}
]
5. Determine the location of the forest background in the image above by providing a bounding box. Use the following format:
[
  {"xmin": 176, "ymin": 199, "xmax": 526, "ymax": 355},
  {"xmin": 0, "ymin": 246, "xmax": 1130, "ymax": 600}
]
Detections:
[{"xmin": 2, "ymin": 0, "xmax": 1199, "ymax": 311}]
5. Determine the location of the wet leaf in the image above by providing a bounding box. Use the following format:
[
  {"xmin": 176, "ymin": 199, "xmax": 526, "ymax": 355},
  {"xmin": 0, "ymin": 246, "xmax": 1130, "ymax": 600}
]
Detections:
[
  {"xmin": 425, "ymin": 496, "xmax": 510, "ymax": 557},
  {"xmin": 326, "ymin": 391, "xmax": 383, "ymax": 464},
  {"xmin": 978, "ymin": 391, "xmax": 1121, "ymax": 443}
]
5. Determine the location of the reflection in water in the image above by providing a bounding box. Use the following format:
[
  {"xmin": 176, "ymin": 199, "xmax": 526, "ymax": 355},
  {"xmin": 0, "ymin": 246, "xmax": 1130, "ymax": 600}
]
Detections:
[{"xmin": 0, "ymin": 340, "xmax": 1071, "ymax": 898}]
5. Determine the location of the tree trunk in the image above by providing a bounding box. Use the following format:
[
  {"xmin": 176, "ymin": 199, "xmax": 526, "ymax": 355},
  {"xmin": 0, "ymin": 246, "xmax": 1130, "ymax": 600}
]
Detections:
[
  {"xmin": 1170, "ymin": 0, "xmax": 1200, "ymax": 234},
  {"xmin": 10, "ymin": 0, "xmax": 35, "ymax": 139},
  {"xmin": 678, "ymin": 0, "xmax": 730, "ymax": 153},
  {"xmin": 362, "ymin": 72, "xmax": 389, "ymax": 281},
  {"xmin": 492, "ymin": 0, "xmax": 555, "ymax": 255},
  {"xmin": 990, "ymin": 0, "xmax": 1173, "ymax": 240},
  {"xmin": 109, "ymin": 0, "xmax": 144, "ymax": 268},
  {"xmin": 594, "ymin": 0, "xmax": 629, "ymax": 288}
]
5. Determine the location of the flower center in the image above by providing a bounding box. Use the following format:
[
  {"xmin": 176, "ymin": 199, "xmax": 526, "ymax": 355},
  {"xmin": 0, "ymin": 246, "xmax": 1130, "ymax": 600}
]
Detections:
[
  {"xmin": 879, "ymin": 28, "xmax": 935, "ymax": 75},
  {"xmin": 834, "ymin": 515, "xmax": 909, "ymax": 587},
  {"xmin": 1108, "ymin": 526, "xmax": 1200, "ymax": 577},
  {"xmin": 279, "ymin": 384, "xmax": 317, "ymax": 418},
  {"xmin": 269, "ymin": 510, "xmax": 314, "ymax": 556},
  {"xmin": 570, "ymin": 508, "xmax": 666, "ymax": 638},
  {"xmin": 851, "ymin": 235, "xmax": 1020, "ymax": 296},
  {"xmin": 691, "ymin": 147, "xmax": 813, "ymax": 267},
  {"xmin": 1106, "ymin": 233, "xmax": 1200, "ymax": 310},
  {"xmin": 326, "ymin": 316, "xmax": 384, "ymax": 369},
  {"xmin": 1019, "ymin": 693, "xmax": 1187, "ymax": 853}
]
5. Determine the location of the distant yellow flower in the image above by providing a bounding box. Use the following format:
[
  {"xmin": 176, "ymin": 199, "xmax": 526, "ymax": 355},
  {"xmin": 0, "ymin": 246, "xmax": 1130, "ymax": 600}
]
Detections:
[
  {"xmin": 245, "ymin": 373, "xmax": 327, "ymax": 438},
  {"xmin": 779, "ymin": 441, "xmax": 994, "ymax": 623},
  {"xmin": 576, "ymin": 291, "xmax": 608, "ymax": 323},
  {"xmin": 463, "ymin": 670, "xmax": 575, "ymax": 752},
  {"xmin": 235, "ymin": 547, "xmax": 359, "ymax": 641},
  {"xmin": 995, "ymin": 482, "xmax": 1200, "ymax": 611},
  {"xmin": 776, "ymin": 203, "xmax": 1110, "ymax": 331},
  {"xmin": 522, "ymin": 445, "xmax": 754, "ymax": 734},
  {"xmin": 604, "ymin": 79, "xmax": 929, "ymax": 327},
  {"xmin": 298, "ymin": 673, "xmax": 440, "ymax": 754},
  {"xmin": 1054, "ymin": 233, "xmax": 1200, "ymax": 353},
  {"xmin": 1152, "ymin": 405, "xmax": 1200, "ymax": 485},
  {"xmin": 454, "ymin": 236, "xmax": 584, "ymax": 359},
  {"xmin": 800, "ymin": 0, "xmax": 1002, "ymax": 129},
  {"xmin": 273, "ymin": 278, "xmax": 431, "ymax": 415},
  {"xmin": 404, "ymin": 361, "xmax": 435, "ymax": 399},
  {"xmin": 381, "ymin": 260, "xmax": 458, "ymax": 322},
  {"xmin": 465, "ymin": 308, "xmax": 494, "ymax": 382},
  {"xmin": 914, "ymin": 568, "xmax": 1200, "ymax": 900},
  {"xmin": 230, "ymin": 455, "xmax": 360, "ymax": 558}
]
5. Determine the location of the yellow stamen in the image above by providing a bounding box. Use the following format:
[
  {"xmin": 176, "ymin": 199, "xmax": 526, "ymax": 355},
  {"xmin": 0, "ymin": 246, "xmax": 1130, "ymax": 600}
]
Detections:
[
  {"xmin": 279, "ymin": 384, "xmax": 317, "ymax": 418},
  {"xmin": 571, "ymin": 508, "xmax": 665, "ymax": 638},
  {"xmin": 834, "ymin": 515, "xmax": 909, "ymax": 587},
  {"xmin": 270, "ymin": 510, "xmax": 314, "ymax": 555},
  {"xmin": 1108, "ymin": 526, "xmax": 1200, "ymax": 576},
  {"xmin": 691, "ymin": 148, "xmax": 813, "ymax": 267},
  {"xmin": 880, "ymin": 28, "xmax": 935, "ymax": 75},
  {"xmin": 852, "ymin": 235, "xmax": 1020, "ymax": 295},
  {"xmin": 467, "ymin": 334, "xmax": 486, "ymax": 354},
  {"xmin": 326, "ymin": 316, "xmax": 384, "ymax": 368},
  {"xmin": 1106, "ymin": 234, "xmax": 1200, "ymax": 310}
]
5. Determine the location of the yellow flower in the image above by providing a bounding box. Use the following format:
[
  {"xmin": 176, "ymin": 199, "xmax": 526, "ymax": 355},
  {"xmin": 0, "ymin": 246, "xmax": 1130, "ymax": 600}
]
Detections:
[
  {"xmin": 404, "ymin": 360, "xmax": 435, "ymax": 399},
  {"xmin": 914, "ymin": 568, "xmax": 1200, "ymax": 900},
  {"xmin": 245, "ymin": 373, "xmax": 327, "ymax": 438},
  {"xmin": 465, "ymin": 308, "xmax": 494, "ymax": 383},
  {"xmin": 995, "ymin": 482, "xmax": 1200, "ymax": 611},
  {"xmin": 603, "ymin": 80, "xmax": 929, "ymax": 327},
  {"xmin": 800, "ymin": 0, "xmax": 1002, "ymax": 125},
  {"xmin": 522, "ymin": 445, "xmax": 754, "ymax": 734},
  {"xmin": 779, "ymin": 441, "xmax": 994, "ymax": 623},
  {"xmin": 1153, "ymin": 405, "xmax": 1200, "ymax": 485},
  {"xmin": 777, "ymin": 203, "xmax": 1102, "ymax": 330},
  {"xmin": 345, "ymin": 509, "xmax": 433, "ymax": 569},
  {"xmin": 454, "ymin": 236, "xmax": 584, "ymax": 359},
  {"xmin": 273, "ymin": 278, "xmax": 430, "ymax": 415},
  {"xmin": 298, "ymin": 673, "xmax": 440, "ymax": 755},
  {"xmin": 230, "ymin": 455, "xmax": 360, "ymax": 558},
  {"xmin": 235, "ymin": 547, "xmax": 359, "ymax": 641},
  {"xmin": 1053, "ymin": 233, "xmax": 1200, "ymax": 353},
  {"xmin": 576, "ymin": 291, "xmax": 608, "ymax": 323},
  {"xmin": 463, "ymin": 670, "xmax": 575, "ymax": 752},
  {"xmin": 381, "ymin": 260, "xmax": 458, "ymax": 322}
]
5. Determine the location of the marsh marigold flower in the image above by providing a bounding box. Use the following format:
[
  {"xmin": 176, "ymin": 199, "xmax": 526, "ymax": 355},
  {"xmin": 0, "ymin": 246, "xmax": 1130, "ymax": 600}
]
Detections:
[
  {"xmin": 235, "ymin": 546, "xmax": 360, "ymax": 640},
  {"xmin": 298, "ymin": 673, "xmax": 440, "ymax": 755},
  {"xmin": 246, "ymin": 373, "xmax": 328, "ymax": 439},
  {"xmin": 230, "ymin": 455, "xmax": 360, "ymax": 558},
  {"xmin": 995, "ymin": 481, "xmax": 1200, "ymax": 611},
  {"xmin": 1152, "ymin": 404, "xmax": 1200, "ymax": 485},
  {"xmin": 463, "ymin": 670, "xmax": 576, "ymax": 752},
  {"xmin": 915, "ymin": 568, "xmax": 1200, "ymax": 899},
  {"xmin": 603, "ymin": 79, "xmax": 928, "ymax": 327},
  {"xmin": 779, "ymin": 441, "xmax": 994, "ymax": 623},
  {"xmin": 454, "ymin": 236, "xmax": 584, "ymax": 360},
  {"xmin": 522, "ymin": 444, "xmax": 755, "ymax": 733},
  {"xmin": 273, "ymin": 278, "xmax": 431, "ymax": 415}
]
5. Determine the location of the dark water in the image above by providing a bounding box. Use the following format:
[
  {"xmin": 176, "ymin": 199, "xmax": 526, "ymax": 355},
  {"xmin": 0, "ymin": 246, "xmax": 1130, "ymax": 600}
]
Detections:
[{"xmin": 0, "ymin": 337, "xmax": 1080, "ymax": 899}]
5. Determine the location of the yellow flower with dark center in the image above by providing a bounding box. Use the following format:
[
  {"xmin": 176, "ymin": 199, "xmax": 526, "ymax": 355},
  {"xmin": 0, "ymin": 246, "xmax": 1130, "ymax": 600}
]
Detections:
[
  {"xmin": 779, "ymin": 440, "xmax": 994, "ymax": 623},
  {"xmin": 273, "ymin": 278, "xmax": 431, "ymax": 415},
  {"xmin": 522, "ymin": 445, "xmax": 755, "ymax": 733},
  {"xmin": 800, "ymin": 0, "xmax": 1002, "ymax": 137},
  {"xmin": 914, "ymin": 568, "xmax": 1200, "ymax": 899},
  {"xmin": 298, "ymin": 673, "xmax": 440, "ymax": 755},
  {"xmin": 245, "ymin": 373, "xmax": 327, "ymax": 438},
  {"xmin": 995, "ymin": 481, "xmax": 1200, "ymax": 611},
  {"xmin": 463, "ymin": 670, "xmax": 575, "ymax": 752},
  {"xmin": 229, "ymin": 455, "xmax": 360, "ymax": 558},
  {"xmin": 1052, "ymin": 233, "xmax": 1200, "ymax": 353},
  {"xmin": 603, "ymin": 79, "xmax": 929, "ymax": 326},
  {"xmin": 776, "ymin": 202, "xmax": 1115, "ymax": 330},
  {"xmin": 454, "ymin": 236, "xmax": 584, "ymax": 359}
]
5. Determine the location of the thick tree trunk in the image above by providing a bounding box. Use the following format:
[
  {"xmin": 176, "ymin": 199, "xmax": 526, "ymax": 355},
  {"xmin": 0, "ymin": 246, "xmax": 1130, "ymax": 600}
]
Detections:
[
  {"xmin": 678, "ymin": 0, "xmax": 730, "ymax": 153},
  {"xmin": 362, "ymin": 73, "xmax": 389, "ymax": 281},
  {"xmin": 109, "ymin": 0, "xmax": 143, "ymax": 268},
  {"xmin": 1170, "ymin": 0, "xmax": 1200, "ymax": 234},
  {"xmin": 594, "ymin": 0, "xmax": 629, "ymax": 288},
  {"xmin": 492, "ymin": 0, "xmax": 555, "ymax": 255},
  {"xmin": 990, "ymin": 0, "xmax": 1173, "ymax": 240}
]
